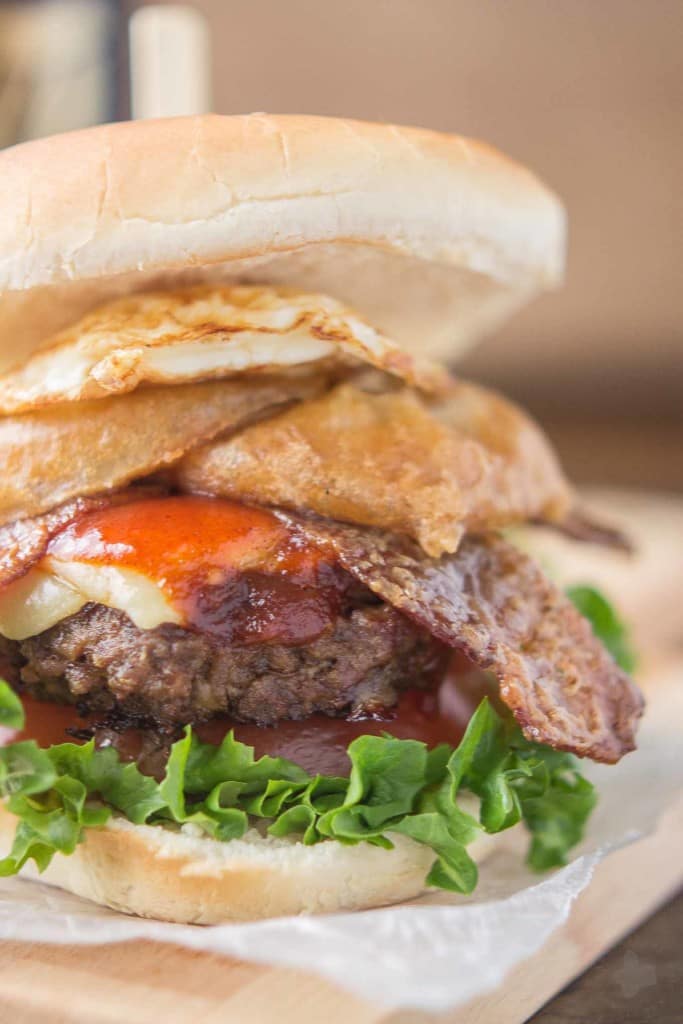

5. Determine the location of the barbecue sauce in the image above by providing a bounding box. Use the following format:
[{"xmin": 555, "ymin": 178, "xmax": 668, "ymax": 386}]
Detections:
[{"xmin": 46, "ymin": 496, "xmax": 346, "ymax": 645}]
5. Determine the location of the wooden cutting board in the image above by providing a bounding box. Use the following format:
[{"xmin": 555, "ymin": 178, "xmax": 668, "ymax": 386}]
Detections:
[{"xmin": 0, "ymin": 490, "xmax": 681, "ymax": 1024}]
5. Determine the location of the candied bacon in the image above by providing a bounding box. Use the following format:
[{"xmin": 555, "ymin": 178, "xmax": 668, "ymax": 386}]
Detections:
[{"xmin": 279, "ymin": 511, "xmax": 644, "ymax": 763}]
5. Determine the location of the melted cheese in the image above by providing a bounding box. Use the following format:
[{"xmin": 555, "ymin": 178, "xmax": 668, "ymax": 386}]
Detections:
[
  {"xmin": 0, "ymin": 560, "xmax": 178, "ymax": 641},
  {"xmin": 0, "ymin": 497, "xmax": 333, "ymax": 643},
  {"xmin": 0, "ymin": 569, "xmax": 83, "ymax": 640}
]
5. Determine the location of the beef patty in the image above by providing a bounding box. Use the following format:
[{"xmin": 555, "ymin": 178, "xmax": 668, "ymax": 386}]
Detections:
[{"xmin": 11, "ymin": 601, "xmax": 446, "ymax": 728}]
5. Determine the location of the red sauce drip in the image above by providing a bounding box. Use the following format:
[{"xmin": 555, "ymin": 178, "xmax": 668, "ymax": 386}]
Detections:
[
  {"xmin": 0, "ymin": 658, "xmax": 490, "ymax": 777},
  {"xmin": 195, "ymin": 676, "xmax": 478, "ymax": 775},
  {"xmin": 0, "ymin": 698, "xmax": 79, "ymax": 750},
  {"xmin": 46, "ymin": 497, "xmax": 345, "ymax": 645}
]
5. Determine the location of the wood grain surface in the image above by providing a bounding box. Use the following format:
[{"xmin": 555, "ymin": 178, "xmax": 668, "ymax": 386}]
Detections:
[
  {"xmin": 0, "ymin": 490, "xmax": 681, "ymax": 1024},
  {"xmin": 528, "ymin": 890, "xmax": 683, "ymax": 1024}
]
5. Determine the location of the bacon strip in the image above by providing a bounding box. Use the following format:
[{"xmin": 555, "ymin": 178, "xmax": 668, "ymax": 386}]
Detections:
[
  {"xmin": 281, "ymin": 512, "xmax": 643, "ymax": 763},
  {"xmin": 539, "ymin": 509, "xmax": 633, "ymax": 553}
]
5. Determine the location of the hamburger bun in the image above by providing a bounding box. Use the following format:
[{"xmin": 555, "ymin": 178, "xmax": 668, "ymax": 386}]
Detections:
[
  {"xmin": 0, "ymin": 805, "xmax": 496, "ymax": 923},
  {"xmin": 0, "ymin": 113, "xmax": 565, "ymax": 373},
  {"xmin": 0, "ymin": 114, "xmax": 567, "ymax": 925}
]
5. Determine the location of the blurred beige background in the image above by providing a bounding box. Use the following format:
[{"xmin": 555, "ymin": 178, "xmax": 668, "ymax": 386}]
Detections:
[{"xmin": 137, "ymin": 0, "xmax": 683, "ymax": 490}]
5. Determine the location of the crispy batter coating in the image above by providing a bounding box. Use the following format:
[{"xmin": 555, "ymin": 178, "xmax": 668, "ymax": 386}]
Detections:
[
  {"xmin": 175, "ymin": 381, "xmax": 572, "ymax": 556},
  {"xmin": 0, "ymin": 375, "xmax": 324, "ymax": 527}
]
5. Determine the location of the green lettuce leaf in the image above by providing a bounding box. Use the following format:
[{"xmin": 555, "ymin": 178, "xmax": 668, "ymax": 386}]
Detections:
[
  {"xmin": 0, "ymin": 680, "xmax": 597, "ymax": 893},
  {"xmin": 567, "ymin": 584, "xmax": 636, "ymax": 672},
  {"xmin": 0, "ymin": 680, "xmax": 25, "ymax": 730}
]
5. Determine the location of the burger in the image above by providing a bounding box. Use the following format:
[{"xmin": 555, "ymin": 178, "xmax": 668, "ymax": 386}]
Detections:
[{"xmin": 0, "ymin": 114, "xmax": 642, "ymax": 923}]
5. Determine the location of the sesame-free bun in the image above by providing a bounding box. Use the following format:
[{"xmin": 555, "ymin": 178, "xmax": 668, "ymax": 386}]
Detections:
[
  {"xmin": 0, "ymin": 807, "xmax": 495, "ymax": 923},
  {"xmin": 0, "ymin": 113, "xmax": 565, "ymax": 374}
]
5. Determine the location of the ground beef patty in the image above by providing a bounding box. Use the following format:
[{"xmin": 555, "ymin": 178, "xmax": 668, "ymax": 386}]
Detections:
[
  {"xmin": 0, "ymin": 633, "xmax": 22, "ymax": 684},
  {"xmin": 14, "ymin": 602, "xmax": 446, "ymax": 727}
]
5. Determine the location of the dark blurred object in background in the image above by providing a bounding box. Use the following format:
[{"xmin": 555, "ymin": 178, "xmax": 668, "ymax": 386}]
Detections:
[{"xmin": 0, "ymin": 0, "xmax": 125, "ymax": 143}]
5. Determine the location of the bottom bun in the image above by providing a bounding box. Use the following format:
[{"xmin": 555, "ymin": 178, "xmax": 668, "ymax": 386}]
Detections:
[{"xmin": 0, "ymin": 805, "xmax": 496, "ymax": 923}]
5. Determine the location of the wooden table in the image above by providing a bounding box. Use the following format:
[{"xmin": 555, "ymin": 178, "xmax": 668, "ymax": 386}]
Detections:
[{"xmin": 531, "ymin": 890, "xmax": 682, "ymax": 1023}]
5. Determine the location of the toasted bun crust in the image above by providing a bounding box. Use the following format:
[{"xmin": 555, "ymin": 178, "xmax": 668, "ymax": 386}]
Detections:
[
  {"xmin": 0, "ymin": 806, "xmax": 495, "ymax": 923},
  {"xmin": 0, "ymin": 113, "xmax": 565, "ymax": 373}
]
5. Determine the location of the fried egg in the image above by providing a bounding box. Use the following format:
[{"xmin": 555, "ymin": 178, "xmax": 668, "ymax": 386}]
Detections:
[{"xmin": 0, "ymin": 284, "xmax": 449, "ymax": 413}]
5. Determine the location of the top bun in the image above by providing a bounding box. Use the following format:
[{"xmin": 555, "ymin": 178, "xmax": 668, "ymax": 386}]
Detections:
[{"xmin": 0, "ymin": 113, "xmax": 565, "ymax": 374}]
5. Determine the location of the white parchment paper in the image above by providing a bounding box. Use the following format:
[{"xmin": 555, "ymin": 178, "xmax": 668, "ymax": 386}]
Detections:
[{"xmin": 0, "ymin": 668, "xmax": 680, "ymax": 1012}]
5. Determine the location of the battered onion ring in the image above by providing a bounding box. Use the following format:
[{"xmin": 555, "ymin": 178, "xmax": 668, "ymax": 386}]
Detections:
[
  {"xmin": 0, "ymin": 375, "xmax": 325, "ymax": 527},
  {"xmin": 174, "ymin": 381, "xmax": 572, "ymax": 556}
]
